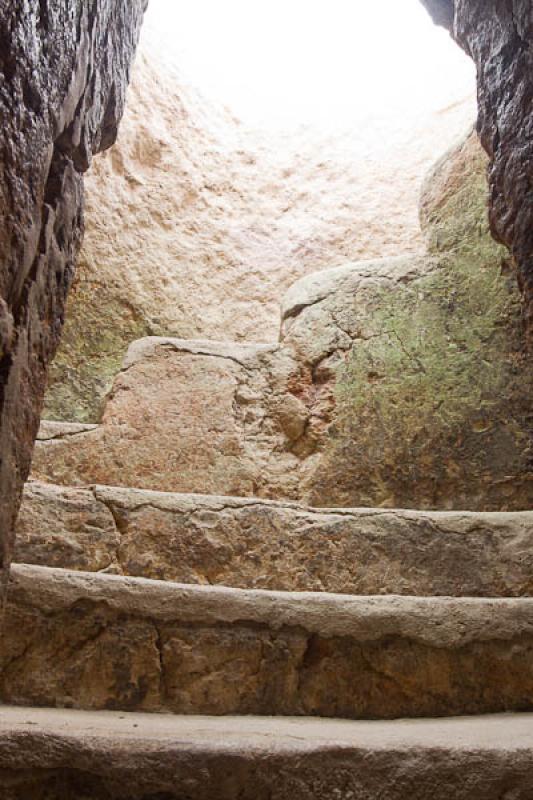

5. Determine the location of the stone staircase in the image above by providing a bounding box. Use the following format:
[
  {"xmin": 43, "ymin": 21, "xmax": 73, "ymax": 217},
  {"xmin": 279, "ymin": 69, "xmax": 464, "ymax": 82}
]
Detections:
[
  {"xmin": 2, "ymin": 370, "xmax": 533, "ymax": 795},
  {"xmin": 3, "ymin": 258, "xmax": 533, "ymax": 795},
  {"xmin": 13, "ymin": 480, "xmax": 533, "ymax": 596}
]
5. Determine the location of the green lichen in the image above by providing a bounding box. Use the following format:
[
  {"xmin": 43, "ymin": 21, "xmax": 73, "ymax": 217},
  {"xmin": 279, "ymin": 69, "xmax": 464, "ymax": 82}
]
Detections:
[
  {"xmin": 324, "ymin": 135, "xmax": 533, "ymax": 510},
  {"xmin": 44, "ymin": 276, "xmax": 154, "ymax": 423}
]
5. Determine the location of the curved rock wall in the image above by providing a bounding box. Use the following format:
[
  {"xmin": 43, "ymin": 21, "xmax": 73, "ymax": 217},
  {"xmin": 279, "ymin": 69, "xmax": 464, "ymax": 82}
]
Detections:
[
  {"xmin": 0, "ymin": 1, "xmax": 146, "ymax": 599},
  {"xmin": 43, "ymin": 37, "xmax": 475, "ymax": 423},
  {"xmin": 310, "ymin": 132, "xmax": 533, "ymax": 509}
]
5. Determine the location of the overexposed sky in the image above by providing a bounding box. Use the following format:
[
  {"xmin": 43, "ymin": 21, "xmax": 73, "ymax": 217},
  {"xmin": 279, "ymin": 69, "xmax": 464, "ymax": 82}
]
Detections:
[{"xmin": 143, "ymin": 0, "xmax": 475, "ymax": 129}]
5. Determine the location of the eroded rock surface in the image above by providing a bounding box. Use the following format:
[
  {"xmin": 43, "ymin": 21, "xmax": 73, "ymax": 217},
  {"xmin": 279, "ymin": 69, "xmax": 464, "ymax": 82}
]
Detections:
[
  {"xmin": 14, "ymin": 482, "xmax": 118, "ymax": 572},
  {"xmin": 4, "ymin": 564, "xmax": 533, "ymax": 719},
  {"xmin": 34, "ymin": 338, "xmax": 301, "ymax": 498},
  {"xmin": 15, "ymin": 481, "xmax": 533, "ymax": 596},
  {"xmin": 32, "ymin": 136, "xmax": 533, "ymax": 510},
  {"xmin": 43, "ymin": 34, "xmax": 475, "ymax": 422},
  {"xmin": 35, "ymin": 134, "xmax": 533, "ymax": 511},
  {"xmin": 0, "ymin": 1, "xmax": 146, "ymax": 598},
  {"xmin": 310, "ymin": 132, "xmax": 533, "ymax": 509}
]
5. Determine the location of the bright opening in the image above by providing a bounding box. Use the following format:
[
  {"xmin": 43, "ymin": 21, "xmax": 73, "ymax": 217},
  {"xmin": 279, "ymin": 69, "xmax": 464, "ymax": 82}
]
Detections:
[{"xmin": 144, "ymin": 0, "xmax": 475, "ymax": 131}]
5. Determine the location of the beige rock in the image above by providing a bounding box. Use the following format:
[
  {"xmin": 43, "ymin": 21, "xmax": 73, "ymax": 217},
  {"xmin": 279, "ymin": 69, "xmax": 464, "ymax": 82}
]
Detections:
[
  {"xmin": 36, "ymin": 421, "xmax": 98, "ymax": 441},
  {"xmin": 3, "ymin": 564, "xmax": 533, "ymax": 719},
  {"xmin": 2, "ymin": 705, "xmax": 533, "ymax": 800},
  {"xmin": 34, "ymin": 133, "xmax": 533, "ymax": 510},
  {"xmin": 43, "ymin": 31, "xmax": 475, "ymax": 423},
  {"xmin": 14, "ymin": 482, "xmax": 118, "ymax": 572},
  {"xmin": 29, "ymin": 259, "xmax": 441, "ymax": 501},
  {"xmin": 288, "ymin": 134, "xmax": 533, "ymax": 509},
  {"xmin": 34, "ymin": 339, "xmax": 300, "ymax": 499},
  {"xmin": 15, "ymin": 481, "xmax": 533, "ymax": 597}
]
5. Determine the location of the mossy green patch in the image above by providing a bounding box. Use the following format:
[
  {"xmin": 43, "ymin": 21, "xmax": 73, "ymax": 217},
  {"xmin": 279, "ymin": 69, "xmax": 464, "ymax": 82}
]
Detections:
[
  {"xmin": 320, "ymin": 134, "xmax": 533, "ymax": 510},
  {"xmin": 44, "ymin": 276, "xmax": 154, "ymax": 423}
]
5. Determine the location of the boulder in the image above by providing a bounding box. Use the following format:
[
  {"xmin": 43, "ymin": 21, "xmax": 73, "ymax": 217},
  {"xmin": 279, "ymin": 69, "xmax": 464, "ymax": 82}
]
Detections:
[
  {"xmin": 34, "ymin": 338, "xmax": 301, "ymax": 498},
  {"xmin": 33, "ymin": 132, "xmax": 533, "ymax": 510},
  {"xmin": 303, "ymin": 132, "xmax": 533, "ymax": 509}
]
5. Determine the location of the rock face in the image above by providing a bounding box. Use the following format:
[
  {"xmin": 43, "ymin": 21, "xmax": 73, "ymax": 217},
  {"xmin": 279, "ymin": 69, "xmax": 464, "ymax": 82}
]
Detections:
[
  {"xmin": 15, "ymin": 482, "xmax": 119, "ymax": 573},
  {"xmin": 33, "ymin": 338, "xmax": 302, "ymax": 499},
  {"xmin": 15, "ymin": 481, "xmax": 533, "ymax": 596},
  {"xmin": 42, "ymin": 36, "xmax": 475, "ymax": 423},
  {"xmin": 31, "ymin": 134, "xmax": 533, "ymax": 510},
  {"xmin": 313, "ymin": 132, "xmax": 533, "ymax": 509},
  {"xmin": 4, "ymin": 563, "xmax": 533, "ymax": 719},
  {"xmin": 0, "ymin": 1, "xmax": 146, "ymax": 600},
  {"xmin": 3, "ymin": 5, "xmax": 533, "ymax": 793},
  {"xmin": 421, "ymin": 0, "xmax": 533, "ymax": 338}
]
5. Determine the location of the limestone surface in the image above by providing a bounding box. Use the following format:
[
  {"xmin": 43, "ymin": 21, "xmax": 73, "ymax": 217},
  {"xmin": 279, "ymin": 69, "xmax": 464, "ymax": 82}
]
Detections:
[
  {"xmin": 3, "ymin": 564, "xmax": 533, "ymax": 719},
  {"xmin": 2, "ymin": 706, "xmax": 533, "ymax": 800},
  {"xmin": 33, "ymin": 133, "xmax": 533, "ymax": 510},
  {"xmin": 0, "ymin": 0, "xmax": 146, "ymax": 599},
  {"xmin": 34, "ymin": 338, "xmax": 301, "ymax": 498},
  {"xmin": 43, "ymin": 32, "xmax": 475, "ymax": 423},
  {"xmin": 15, "ymin": 481, "xmax": 533, "ymax": 597},
  {"xmin": 303, "ymin": 132, "xmax": 533, "ymax": 509},
  {"xmin": 14, "ymin": 482, "xmax": 118, "ymax": 572}
]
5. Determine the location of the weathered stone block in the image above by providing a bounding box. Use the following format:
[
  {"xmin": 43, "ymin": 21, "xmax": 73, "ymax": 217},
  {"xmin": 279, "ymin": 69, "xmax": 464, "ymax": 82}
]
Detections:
[
  {"xmin": 14, "ymin": 481, "xmax": 533, "ymax": 597},
  {"xmin": 3, "ymin": 564, "xmax": 533, "ymax": 719}
]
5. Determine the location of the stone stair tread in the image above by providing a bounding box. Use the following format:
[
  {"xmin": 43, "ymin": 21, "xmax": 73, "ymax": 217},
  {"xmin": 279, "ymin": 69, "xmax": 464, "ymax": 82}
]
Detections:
[
  {"xmin": 10, "ymin": 563, "xmax": 533, "ymax": 639},
  {"xmin": 37, "ymin": 421, "xmax": 99, "ymax": 440},
  {"xmin": 1, "ymin": 703, "xmax": 532, "ymax": 751},
  {"xmin": 74, "ymin": 480, "xmax": 533, "ymax": 518},
  {"xmin": 1, "ymin": 705, "xmax": 533, "ymax": 799},
  {"xmin": 29, "ymin": 475, "xmax": 533, "ymax": 516},
  {"xmin": 15, "ymin": 479, "xmax": 533, "ymax": 596},
  {"xmin": 121, "ymin": 336, "xmax": 278, "ymax": 371},
  {"xmin": 3, "ymin": 564, "xmax": 533, "ymax": 720}
]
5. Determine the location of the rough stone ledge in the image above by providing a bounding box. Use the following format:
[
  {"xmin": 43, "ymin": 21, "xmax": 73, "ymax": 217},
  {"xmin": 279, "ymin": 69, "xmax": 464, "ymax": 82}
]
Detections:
[
  {"xmin": 8, "ymin": 564, "xmax": 533, "ymax": 646},
  {"xmin": 15, "ymin": 480, "xmax": 533, "ymax": 596},
  {"xmin": 1, "ymin": 706, "xmax": 533, "ymax": 800},
  {"xmin": 37, "ymin": 421, "xmax": 99, "ymax": 441},
  {"xmin": 92, "ymin": 482, "xmax": 533, "ymax": 520},
  {"xmin": 280, "ymin": 254, "xmax": 434, "ymax": 325},
  {"xmin": 3, "ymin": 565, "xmax": 533, "ymax": 719}
]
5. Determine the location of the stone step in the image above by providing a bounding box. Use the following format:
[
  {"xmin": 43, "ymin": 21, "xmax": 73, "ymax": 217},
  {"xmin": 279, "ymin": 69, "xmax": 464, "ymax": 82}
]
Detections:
[
  {"xmin": 1, "ymin": 705, "xmax": 533, "ymax": 800},
  {"xmin": 15, "ymin": 480, "xmax": 533, "ymax": 596},
  {"xmin": 3, "ymin": 563, "xmax": 533, "ymax": 719}
]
